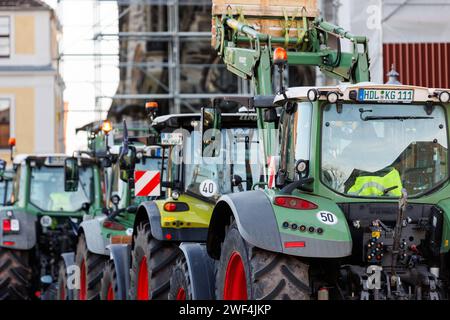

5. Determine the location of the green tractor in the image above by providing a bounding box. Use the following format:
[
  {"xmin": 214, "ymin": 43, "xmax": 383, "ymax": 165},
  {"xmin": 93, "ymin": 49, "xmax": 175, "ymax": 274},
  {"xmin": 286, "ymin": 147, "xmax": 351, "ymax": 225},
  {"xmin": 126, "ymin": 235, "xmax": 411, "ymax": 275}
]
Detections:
[
  {"xmin": 168, "ymin": 9, "xmax": 450, "ymax": 300},
  {"xmin": 57, "ymin": 112, "xmax": 165, "ymax": 300},
  {"xmin": 0, "ymin": 153, "xmax": 105, "ymax": 300},
  {"xmin": 106, "ymin": 104, "xmax": 260, "ymax": 300}
]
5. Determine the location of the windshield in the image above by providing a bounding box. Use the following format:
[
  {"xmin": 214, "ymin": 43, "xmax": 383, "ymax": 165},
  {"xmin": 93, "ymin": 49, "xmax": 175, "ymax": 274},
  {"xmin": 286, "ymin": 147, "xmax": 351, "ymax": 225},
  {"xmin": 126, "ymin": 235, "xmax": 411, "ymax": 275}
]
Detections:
[
  {"xmin": 0, "ymin": 179, "xmax": 12, "ymax": 205},
  {"xmin": 30, "ymin": 166, "xmax": 94, "ymax": 212},
  {"xmin": 184, "ymin": 127, "xmax": 261, "ymax": 200},
  {"xmin": 321, "ymin": 103, "xmax": 448, "ymax": 197}
]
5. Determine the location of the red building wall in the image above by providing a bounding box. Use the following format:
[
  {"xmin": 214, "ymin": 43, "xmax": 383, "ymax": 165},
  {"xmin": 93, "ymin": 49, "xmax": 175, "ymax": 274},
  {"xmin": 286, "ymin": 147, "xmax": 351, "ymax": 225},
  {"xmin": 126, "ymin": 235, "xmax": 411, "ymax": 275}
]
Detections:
[{"xmin": 383, "ymin": 43, "xmax": 450, "ymax": 88}]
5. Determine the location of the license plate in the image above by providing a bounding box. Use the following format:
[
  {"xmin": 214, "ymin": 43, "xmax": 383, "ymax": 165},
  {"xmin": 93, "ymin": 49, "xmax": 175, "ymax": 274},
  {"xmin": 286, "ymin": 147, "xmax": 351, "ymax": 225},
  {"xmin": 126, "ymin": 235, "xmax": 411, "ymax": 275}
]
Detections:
[
  {"xmin": 160, "ymin": 132, "xmax": 183, "ymax": 146},
  {"xmin": 358, "ymin": 89, "xmax": 414, "ymax": 103}
]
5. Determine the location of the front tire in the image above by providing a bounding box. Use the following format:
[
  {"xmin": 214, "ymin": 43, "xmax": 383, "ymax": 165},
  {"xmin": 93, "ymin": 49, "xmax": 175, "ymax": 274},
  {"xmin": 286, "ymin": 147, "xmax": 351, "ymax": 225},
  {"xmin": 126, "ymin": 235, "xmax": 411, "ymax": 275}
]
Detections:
[
  {"xmin": 168, "ymin": 256, "xmax": 192, "ymax": 300},
  {"xmin": 56, "ymin": 261, "xmax": 69, "ymax": 300},
  {"xmin": 100, "ymin": 261, "xmax": 118, "ymax": 300},
  {"xmin": 129, "ymin": 222, "xmax": 180, "ymax": 300},
  {"xmin": 216, "ymin": 221, "xmax": 311, "ymax": 300},
  {"xmin": 74, "ymin": 234, "xmax": 107, "ymax": 300},
  {"xmin": 0, "ymin": 248, "xmax": 32, "ymax": 300}
]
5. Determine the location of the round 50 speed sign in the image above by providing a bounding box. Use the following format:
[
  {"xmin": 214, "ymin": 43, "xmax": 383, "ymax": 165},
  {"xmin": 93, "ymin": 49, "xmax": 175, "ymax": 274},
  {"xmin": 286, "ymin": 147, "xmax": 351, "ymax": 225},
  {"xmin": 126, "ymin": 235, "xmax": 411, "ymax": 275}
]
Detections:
[{"xmin": 316, "ymin": 211, "xmax": 338, "ymax": 225}]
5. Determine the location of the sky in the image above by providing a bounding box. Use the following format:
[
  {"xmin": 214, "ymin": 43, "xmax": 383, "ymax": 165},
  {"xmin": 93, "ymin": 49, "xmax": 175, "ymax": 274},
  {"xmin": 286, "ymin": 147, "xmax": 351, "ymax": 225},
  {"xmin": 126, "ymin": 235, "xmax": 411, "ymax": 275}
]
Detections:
[{"xmin": 43, "ymin": 0, "xmax": 119, "ymax": 154}]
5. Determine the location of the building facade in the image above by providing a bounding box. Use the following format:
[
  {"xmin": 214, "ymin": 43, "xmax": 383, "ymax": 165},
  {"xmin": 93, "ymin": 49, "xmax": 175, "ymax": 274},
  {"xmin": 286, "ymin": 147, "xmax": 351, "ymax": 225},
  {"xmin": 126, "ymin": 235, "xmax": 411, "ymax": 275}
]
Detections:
[
  {"xmin": 0, "ymin": 0, "xmax": 64, "ymax": 163},
  {"xmin": 334, "ymin": 0, "xmax": 450, "ymax": 87}
]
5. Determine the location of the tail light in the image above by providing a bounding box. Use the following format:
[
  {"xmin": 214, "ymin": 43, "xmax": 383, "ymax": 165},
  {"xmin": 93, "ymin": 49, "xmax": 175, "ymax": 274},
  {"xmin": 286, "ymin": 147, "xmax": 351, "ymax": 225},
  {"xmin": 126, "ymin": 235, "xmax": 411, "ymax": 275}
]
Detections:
[
  {"xmin": 3, "ymin": 219, "xmax": 11, "ymax": 233},
  {"xmin": 2, "ymin": 218, "xmax": 19, "ymax": 233},
  {"xmin": 163, "ymin": 202, "xmax": 189, "ymax": 212},
  {"xmin": 103, "ymin": 220, "xmax": 125, "ymax": 231},
  {"xmin": 274, "ymin": 196, "xmax": 317, "ymax": 210}
]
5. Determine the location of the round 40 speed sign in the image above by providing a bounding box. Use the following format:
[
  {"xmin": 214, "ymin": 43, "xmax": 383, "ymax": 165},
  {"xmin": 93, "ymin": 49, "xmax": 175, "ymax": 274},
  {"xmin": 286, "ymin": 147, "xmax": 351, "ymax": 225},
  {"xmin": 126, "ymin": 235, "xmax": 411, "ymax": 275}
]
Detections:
[{"xmin": 199, "ymin": 179, "xmax": 217, "ymax": 198}]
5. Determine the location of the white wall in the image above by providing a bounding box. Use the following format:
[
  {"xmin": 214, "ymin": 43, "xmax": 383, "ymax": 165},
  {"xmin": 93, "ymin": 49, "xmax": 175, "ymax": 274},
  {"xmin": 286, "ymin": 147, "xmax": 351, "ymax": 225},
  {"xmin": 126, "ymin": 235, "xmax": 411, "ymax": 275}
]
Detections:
[
  {"xmin": 338, "ymin": 0, "xmax": 384, "ymax": 83},
  {"xmin": 383, "ymin": 0, "xmax": 450, "ymax": 43}
]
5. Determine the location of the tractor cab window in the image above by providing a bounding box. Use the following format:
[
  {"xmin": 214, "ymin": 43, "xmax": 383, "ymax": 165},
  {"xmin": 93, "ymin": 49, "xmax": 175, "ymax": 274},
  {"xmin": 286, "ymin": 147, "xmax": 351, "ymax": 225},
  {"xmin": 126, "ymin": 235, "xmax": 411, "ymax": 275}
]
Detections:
[
  {"xmin": 0, "ymin": 178, "xmax": 12, "ymax": 205},
  {"xmin": 321, "ymin": 103, "xmax": 448, "ymax": 197},
  {"xmin": 280, "ymin": 102, "xmax": 313, "ymax": 181},
  {"xmin": 30, "ymin": 166, "xmax": 94, "ymax": 212},
  {"xmin": 184, "ymin": 126, "xmax": 260, "ymax": 201}
]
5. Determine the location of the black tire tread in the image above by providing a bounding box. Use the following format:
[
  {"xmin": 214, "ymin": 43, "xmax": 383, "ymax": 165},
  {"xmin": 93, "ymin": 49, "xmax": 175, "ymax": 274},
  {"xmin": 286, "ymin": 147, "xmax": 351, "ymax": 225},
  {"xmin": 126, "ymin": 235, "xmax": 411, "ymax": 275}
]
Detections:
[
  {"xmin": 129, "ymin": 223, "xmax": 180, "ymax": 300},
  {"xmin": 168, "ymin": 256, "xmax": 192, "ymax": 300},
  {"xmin": 74, "ymin": 234, "xmax": 108, "ymax": 300},
  {"xmin": 0, "ymin": 248, "xmax": 32, "ymax": 300},
  {"xmin": 100, "ymin": 260, "xmax": 118, "ymax": 300},
  {"xmin": 216, "ymin": 222, "xmax": 311, "ymax": 300}
]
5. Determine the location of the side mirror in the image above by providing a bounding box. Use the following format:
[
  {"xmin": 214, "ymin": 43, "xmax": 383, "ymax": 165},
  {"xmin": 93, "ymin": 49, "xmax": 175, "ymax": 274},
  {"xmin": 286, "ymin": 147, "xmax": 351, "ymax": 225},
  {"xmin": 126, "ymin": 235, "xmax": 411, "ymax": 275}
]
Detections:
[
  {"xmin": 264, "ymin": 109, "xmax": 278, "ymax": 123},
  {"xmin": 119, "ymin": 146, "xmax": 136, "ymax": 182},
  {"xmin": 201, "ymin": 107, "xmax": 221, "ymax": 157},
  {"xmin": 64, "ymin": 157, "xmax": 79, "ymax": 192}
]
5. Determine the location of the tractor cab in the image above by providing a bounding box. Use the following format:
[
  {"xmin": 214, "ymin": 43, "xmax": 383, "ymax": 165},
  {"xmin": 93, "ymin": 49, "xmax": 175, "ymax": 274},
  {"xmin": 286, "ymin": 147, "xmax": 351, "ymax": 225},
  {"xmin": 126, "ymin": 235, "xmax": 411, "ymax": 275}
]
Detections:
[
  {"xmin": 8, "ymin": 154, "xmax": 101, "ymax": 217},
  {"xmin": 273, "ymin": 83, "xmax": 449, "ymax": 200},
  {"xmin": 145, "ymin": 108, "xmax": 261, "ymax": 242}
]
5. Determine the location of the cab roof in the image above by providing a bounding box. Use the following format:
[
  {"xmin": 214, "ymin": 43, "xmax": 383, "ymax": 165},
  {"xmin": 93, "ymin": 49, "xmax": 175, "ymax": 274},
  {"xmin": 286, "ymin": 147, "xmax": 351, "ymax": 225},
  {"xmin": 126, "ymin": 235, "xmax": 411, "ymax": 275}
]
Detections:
[
  {"xmin": 152, "ymin": 112, "xmax": 257, "ymax": 131},
  {"xmin": 13, "ymin": 154, "xmax": 95, "ymax": 166},
  {"xmin": 275, "ymin": 83, "xmax": 450, "ymax": 103}
]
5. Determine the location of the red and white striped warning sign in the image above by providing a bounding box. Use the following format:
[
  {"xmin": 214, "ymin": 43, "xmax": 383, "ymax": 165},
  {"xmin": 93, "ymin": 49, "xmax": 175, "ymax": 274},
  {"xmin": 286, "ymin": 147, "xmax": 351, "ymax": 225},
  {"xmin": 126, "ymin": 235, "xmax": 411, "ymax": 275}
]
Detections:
[
  {"xmin": 134, "ymin": 170, "xmax": 161, "ymax": 197},
  {"xmin": 267, "ymin": 156, "xmax": 277, "ymax": 189}
]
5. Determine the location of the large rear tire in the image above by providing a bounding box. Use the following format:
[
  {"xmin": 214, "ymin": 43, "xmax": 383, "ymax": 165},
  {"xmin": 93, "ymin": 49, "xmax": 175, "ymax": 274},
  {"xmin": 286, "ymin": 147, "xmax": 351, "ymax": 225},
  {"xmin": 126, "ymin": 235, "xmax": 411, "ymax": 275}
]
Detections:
[
  {"xmin": 216, "ymin": 222, "xmax": 311, "ymax": 300},
  {"xmin": 168, "ymin": 256, "xmax": 191, "ymax": 300},
  {"xmin": 56, "ymin": 261, "xmax": 69, "ymax": 300},
  {"xmin": 100, "ymin": 261, "xmax": 118, "ymax": 300},
  {"xmin": 0, "ymin": 248, "xmax": 32, "ymax": 300},
  {"xmin": 74, "ymin": 234, "xmax": 107, "ymax": 300},
  {"xmin": 129, "ymin": 222, "xmax": 180, "ymax": 300}
]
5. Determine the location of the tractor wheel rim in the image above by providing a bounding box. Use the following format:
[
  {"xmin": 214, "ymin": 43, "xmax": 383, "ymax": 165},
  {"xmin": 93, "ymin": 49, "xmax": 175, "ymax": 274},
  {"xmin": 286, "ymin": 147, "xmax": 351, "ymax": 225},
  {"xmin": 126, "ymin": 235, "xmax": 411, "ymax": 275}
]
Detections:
[
  {"xmin": 80, "ymin": 260, "xmax": 87, "ymax": 300},
  {"xmin": 107, "ymin": 284, "xmax": 114, "ymax": 300},
  {"xmin": 176, "ymin": 287, "xmax": 186, "ymax": 300},
  {"xmin": 60, "ymin": 282, "xmax": 65, "ymax": 300},
  {"xmin": 137, "ymin": 257, "xmax": 149, "ymax": 300},
  {"xmin": 223, "ymin": 251, "xmax": 248, "ymax": 300}
]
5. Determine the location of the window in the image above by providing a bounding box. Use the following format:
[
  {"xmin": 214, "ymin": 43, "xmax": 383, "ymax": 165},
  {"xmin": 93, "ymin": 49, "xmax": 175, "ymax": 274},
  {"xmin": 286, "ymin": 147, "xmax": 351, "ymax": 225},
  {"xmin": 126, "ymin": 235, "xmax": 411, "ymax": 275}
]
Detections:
[
  {"xmin": 0, "ymin": 98, "xmax": 10, "ymax": 148},
  {"xmin": 321, "ymin": 103, "xmax": 448, "ymax": 197},
  {"xmin": 30, "ymin": 166, "xmax": 94, "ymax": 212},
  {"xmin": 0, "ymin": 16, "xmax": 10, "ymax": 58},
  {"xmin": 184, "ymin": 127, "xmax": 261, "ymax": 200}
]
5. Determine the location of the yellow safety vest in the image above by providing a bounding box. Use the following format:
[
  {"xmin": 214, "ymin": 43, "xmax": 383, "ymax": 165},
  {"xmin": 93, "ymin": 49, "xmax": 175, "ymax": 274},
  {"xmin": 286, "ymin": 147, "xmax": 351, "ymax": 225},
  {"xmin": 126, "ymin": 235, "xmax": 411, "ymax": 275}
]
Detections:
[
  {"xmin": 348, "ymin": 168, "xmax": 403, "ymax": 197},
  {"xmin": 50, "ymin": 193, "xmax": 72, "ymax": 211}
]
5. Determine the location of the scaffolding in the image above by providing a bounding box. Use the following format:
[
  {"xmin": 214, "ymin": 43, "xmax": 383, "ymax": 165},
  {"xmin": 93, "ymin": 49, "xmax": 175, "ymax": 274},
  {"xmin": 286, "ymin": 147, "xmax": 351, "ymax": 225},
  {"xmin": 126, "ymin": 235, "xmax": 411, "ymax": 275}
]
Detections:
[{"xmin": 59, "ymin": 0, "xmax": 248, "ymax": 124}]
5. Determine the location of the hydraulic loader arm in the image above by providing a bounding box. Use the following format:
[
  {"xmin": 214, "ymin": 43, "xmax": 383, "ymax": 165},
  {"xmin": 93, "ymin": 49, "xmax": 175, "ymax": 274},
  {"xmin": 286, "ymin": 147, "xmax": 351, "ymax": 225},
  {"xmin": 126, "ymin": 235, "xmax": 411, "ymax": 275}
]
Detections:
[
  {"xmin": 212, "ymin": 13, "xmax": 370, "ymax": 183},
  {"xmin": 214, "ymin": 16, "xmax": 370, "ymax": 85}
]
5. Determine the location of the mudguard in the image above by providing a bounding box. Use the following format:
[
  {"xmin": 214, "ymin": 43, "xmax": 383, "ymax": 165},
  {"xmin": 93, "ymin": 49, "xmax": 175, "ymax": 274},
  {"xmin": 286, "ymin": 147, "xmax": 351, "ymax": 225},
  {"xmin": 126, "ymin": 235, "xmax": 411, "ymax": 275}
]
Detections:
[
  {"xmin": 0, "ymin": 210, "xmax": 37, "ymax": 250},
  {"xmin": 215, "ymin": 190, "xmax": 283, "ymax": 253},
  {"xmin": 61, "ymin": 252, "xmax": 75, "ymax": 300},
  {"xmin": 212, "ymin": 190, "xmax": 352, "ymax": 258},
  {"xmin": 79, "ymin": 217, "xmax": 109, "ymax": 255},
  {"xmin": 179, "ymin": 243, "xmax": 215, "ymax": 300},
  {"xmin": 108, "ymin": 244, "xmax": 131, "ymax": 300},
  {"xmin": 135, "ymin": 201, "xmax": 164, "ymax": 241}
]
